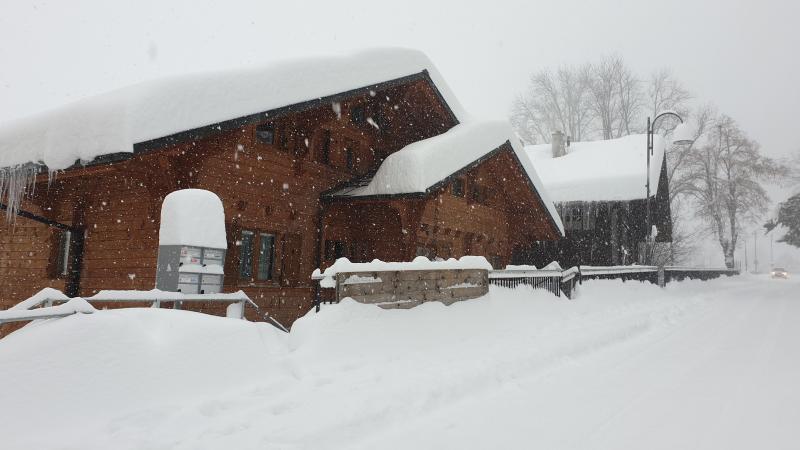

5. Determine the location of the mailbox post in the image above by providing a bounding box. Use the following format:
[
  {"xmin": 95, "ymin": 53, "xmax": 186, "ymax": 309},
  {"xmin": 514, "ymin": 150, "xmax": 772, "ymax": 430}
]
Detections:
[{"xmin": 156, "ymin": 189, "xmax": 227, "ymax": 294}]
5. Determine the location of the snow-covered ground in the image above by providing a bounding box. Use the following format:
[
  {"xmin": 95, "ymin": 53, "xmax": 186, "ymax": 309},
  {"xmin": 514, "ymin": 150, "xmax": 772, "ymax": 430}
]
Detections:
[{"xmin": 1, "ymin": 275, "xmax": 798, "ymax": 450}]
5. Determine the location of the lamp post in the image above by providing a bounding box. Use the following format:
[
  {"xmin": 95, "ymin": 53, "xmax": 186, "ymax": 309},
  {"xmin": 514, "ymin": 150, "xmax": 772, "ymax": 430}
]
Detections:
[
  {"xmin": 645, "ymin": 111, "xmax": 694, "ymax": 263},
  {"xmin": 645, "ymin": 112, "xmax": 694, "ymax": 240}
]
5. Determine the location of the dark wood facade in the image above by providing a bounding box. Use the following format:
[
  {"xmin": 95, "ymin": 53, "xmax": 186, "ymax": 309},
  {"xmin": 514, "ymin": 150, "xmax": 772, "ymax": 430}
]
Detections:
[
  {"xmin": 515, "ymin": 160, "xmax": 673, "ymax": 268},
  {"xmin": 0, "ymin": 72, "xmax": 560, "ymax": 333}
]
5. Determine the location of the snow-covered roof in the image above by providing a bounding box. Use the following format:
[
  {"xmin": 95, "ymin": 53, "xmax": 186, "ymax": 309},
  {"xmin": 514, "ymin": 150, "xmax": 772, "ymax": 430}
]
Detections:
[
  {"xmin": 331, "ymin": 120, "xmax": 565, "ymax": 235},
  {"xmin": 0, "ymin": 48, "xmax": 465, "ymax": 171},
  {"xmin": 525, "ymin": 134, "xmax": 666, "ymax": 203}
]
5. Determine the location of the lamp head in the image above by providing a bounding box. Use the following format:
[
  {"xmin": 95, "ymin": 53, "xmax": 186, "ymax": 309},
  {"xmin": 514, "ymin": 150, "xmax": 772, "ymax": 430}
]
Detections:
[{"xmin": 672, "ymin": 122, "xmax": 695, "ymax": 145}]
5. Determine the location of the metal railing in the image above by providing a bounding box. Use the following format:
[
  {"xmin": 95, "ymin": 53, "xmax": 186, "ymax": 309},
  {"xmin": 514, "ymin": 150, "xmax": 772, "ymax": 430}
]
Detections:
[
  {"xmin": 489, "ymin": 267, "xmax": 580, "ymax": 299},
  {"xmin": 489, "ymin": 264, "xmax": 739, "ymax": 298},
  {"xmin": 0, "ymin": 289, "xmax": 288, "ymax": 332}
]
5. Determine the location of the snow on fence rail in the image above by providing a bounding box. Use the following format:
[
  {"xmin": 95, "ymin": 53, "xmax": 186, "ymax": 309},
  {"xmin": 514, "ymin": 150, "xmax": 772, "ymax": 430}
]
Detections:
[
  {"xmin": 1, "ymin": 289, "xmax": 288, "ymax": 332},
  {"xmin": 579, "ymin": 265, "xmax": 739, "ymax": 284}
]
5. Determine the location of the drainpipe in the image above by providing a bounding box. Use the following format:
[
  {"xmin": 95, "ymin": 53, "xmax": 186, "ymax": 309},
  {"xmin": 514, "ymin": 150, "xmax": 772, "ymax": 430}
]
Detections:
[{"xmin": 314, "ymin": 199, "xmax": 326, "ymax": 312}]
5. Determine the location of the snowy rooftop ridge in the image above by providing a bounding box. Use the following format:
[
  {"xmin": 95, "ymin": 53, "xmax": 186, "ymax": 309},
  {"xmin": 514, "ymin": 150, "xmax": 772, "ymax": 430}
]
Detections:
[
  {"xmin": 0, "ymin": 48, "xmax": 465, "ymax": 171},
  {"xmin": 525, "ymin": 134, "xmax": 666, "ymax": 203},
  {"xmin": 332, "ymin": 120, "xmax": 565, "ymax": 235}
]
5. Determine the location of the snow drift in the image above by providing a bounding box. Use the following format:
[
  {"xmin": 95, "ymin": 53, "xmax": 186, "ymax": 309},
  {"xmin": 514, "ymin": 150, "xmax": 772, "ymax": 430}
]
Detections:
[{"xmin": 5, "ymin": 276, "xmax": 798, "ymax": 450}]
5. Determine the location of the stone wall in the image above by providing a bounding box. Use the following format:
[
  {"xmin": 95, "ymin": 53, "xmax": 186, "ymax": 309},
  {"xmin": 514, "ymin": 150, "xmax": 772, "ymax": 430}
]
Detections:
[{"xmin": 334, "ymin": 268, "xmax": 488, "ymax": 309}]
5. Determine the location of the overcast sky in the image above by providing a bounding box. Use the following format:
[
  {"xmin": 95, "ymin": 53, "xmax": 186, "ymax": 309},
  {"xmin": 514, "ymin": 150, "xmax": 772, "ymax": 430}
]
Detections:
[
  {"xmin": 1, "ymin": 0, "xmax": 798, "ymax": 266},
  {"xmin": 2, "ymin": 0, "xmax": 798, "ymax": 155}
]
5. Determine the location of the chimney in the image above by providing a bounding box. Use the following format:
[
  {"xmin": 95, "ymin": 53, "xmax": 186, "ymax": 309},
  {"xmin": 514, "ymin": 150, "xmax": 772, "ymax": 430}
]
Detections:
[{"xmin": 551, "ymin": 130, "xmax": 566, "ymax": 158}]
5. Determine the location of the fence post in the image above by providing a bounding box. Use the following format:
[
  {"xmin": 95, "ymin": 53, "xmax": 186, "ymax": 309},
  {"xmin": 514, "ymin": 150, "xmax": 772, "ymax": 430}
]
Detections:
[{"xmin": 658, "ymin": 266, "xmax": 665, "ymax": 287}]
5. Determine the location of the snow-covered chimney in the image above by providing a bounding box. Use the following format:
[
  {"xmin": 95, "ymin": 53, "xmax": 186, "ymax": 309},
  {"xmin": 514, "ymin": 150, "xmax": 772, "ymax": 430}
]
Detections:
[{"xmin": 551, "ymin": 131, "xmax": 566, "ymax": 158}]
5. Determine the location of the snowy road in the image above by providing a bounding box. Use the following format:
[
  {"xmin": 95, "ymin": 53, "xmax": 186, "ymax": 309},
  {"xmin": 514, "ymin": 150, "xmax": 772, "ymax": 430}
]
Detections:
[
  {"xmin": 375, "ymin": 277, "xmax": 800, "ymax": 450},
  {"xmin": 1, "ymin": 275, "xmax": 799, "ymax": 449}
]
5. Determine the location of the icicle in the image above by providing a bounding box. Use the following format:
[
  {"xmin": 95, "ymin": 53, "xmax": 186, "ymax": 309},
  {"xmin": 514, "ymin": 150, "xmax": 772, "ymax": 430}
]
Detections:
[{"xmin": 0, "ymin": 163, "xmax": 42, "ymax": 221}]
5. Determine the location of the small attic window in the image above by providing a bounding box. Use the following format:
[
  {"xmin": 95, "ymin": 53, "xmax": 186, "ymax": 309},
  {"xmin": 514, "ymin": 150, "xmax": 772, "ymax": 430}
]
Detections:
[
  {"xmin": 255, "ymin": 124, "xmax": 275, "ymax": 145},
  {"xmin": 345, "ymin": 148, "xmax": 355, "ymax": 171},
  {"xmin": 452, "ymin": 178, "xmax": 465, "ymax": 197},
  {"xmin": 351, "ymin": 106, "xmax": 365, "ymax": 125}
]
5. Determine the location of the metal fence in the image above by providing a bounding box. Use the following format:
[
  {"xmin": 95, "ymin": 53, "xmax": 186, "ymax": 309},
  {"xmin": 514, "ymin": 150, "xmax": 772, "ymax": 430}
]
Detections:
[
  {"xmin": 489, "ymin": 265, "xmax": 738, "ymax": 299},
  {"xmin": 488, "ymin": 267, "xmax": 580, "ymax": 299}
]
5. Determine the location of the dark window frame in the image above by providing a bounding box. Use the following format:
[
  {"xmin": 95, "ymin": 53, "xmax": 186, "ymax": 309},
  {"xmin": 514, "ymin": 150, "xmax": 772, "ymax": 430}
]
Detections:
[
  {"xmin": 239, "ymin": 230, "xmax": 255, "ymax": 279},
  {"xmin": 51, "ymin": 229, "xmax": 72, "ymax": 278},
  {"xmin": 257, "ymin": 233, "xmax": 276, "ymax": 281},
  {"xmin": 255, "ymin": 123, "xmax": 275, "ymax": 145},
  {"xmin": 345, "ymin": 147, "xmax": 355, "ymax": 171},
  {"xmin": 452, "ymin": 178, "xmax": 465, "ymax": 197},
  {"xmin": 239, "ymin": 229, "xmax": 277, "ymax": 282},
  {"xmin": 320, "ymin": 129, "xmax": 332, "ymax": 165},
  {"xmin": 470, "ymin": 180, "xmax": 482, "ymax": 203},
  {"xmin": 325, "ymin": 239, "xmax": 346, "ymax": 261},
  {"xmin": 351, "ymin": 105, "xmax": 366, "ymax": 125}
]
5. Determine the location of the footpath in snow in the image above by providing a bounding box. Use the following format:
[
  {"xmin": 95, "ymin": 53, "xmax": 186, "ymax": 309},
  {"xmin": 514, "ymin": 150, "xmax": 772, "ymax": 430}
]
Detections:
[{"xmin": 1, "ymin": 275, "xmax": 798, "ymax": 450}]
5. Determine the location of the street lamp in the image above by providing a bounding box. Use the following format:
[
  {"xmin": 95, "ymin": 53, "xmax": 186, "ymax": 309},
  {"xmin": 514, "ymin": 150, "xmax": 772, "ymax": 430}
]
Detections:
[{"xmin": 645, "ymin": 111, "xmax": 694, "ymax": 250}]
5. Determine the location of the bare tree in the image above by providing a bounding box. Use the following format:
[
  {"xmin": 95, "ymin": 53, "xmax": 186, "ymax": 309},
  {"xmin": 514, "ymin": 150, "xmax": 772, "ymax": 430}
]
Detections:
[
  {"xmin": 666, "ymin": 104, "xmax": 713, "ymax": 202},
  {"xmin": 647, "ymin": 68, "xmax": 692, "ymax": 131},
  {"xmin": 615, "ymin": 61, "xmax": 643, "ymax": 137},
  {"xmin": 684, "ymin": 115, "xmax": 787, "ymax": 267},
  {"xmin": 584, "ymin": 58, "xmax": 617, "ymax": 139},
  {"xmin": 510, "ymin": 65, "xmax": 593, "ymax": 144}
]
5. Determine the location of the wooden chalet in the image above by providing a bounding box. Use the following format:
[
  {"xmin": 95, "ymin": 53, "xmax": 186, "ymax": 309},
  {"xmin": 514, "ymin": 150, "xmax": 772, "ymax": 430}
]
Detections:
[
  {"xmin": 514, "ymin": 131, "xmax": 672, "ymax": 268},
  {"xmin": 0, "ymin": 49, "xmax": 563, "ymax": 331}
]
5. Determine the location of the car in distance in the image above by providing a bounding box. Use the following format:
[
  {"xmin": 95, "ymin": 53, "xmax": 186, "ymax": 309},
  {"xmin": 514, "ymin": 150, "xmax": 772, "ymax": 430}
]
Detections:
[{"xmin": 770, "ymin": 267, "xmax": 789, "ymax": 279}]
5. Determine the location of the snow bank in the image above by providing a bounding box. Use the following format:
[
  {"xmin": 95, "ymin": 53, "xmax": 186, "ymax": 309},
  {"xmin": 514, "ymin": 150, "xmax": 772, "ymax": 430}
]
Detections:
[
  {"xmin": 2, "ymin": 276, "xmax": 799, "ymax": 449},
  {"xmin": 158, "ymin": 189, "xmax": 227, "ymax": 248},
  {"xmin": 334, "ymin": 120, "xmax": 564, "ymax": 235},
  {"xmin": 525, "ymin": 134, "xmax": 666, "ymax": 202},
  {"xmin": 0, "ymin": 48, "xmax": 465, "ymax": 171},
  {"xmin": 0, "ymin": 308, "xmax": 287, "ymax": 447}
]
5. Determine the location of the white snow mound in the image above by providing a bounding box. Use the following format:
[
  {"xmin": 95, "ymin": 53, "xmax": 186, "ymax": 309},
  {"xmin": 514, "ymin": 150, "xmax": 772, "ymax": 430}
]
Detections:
[{"xmin": 159, "ymin": 189, "xmax": 227, "ymax": 248}]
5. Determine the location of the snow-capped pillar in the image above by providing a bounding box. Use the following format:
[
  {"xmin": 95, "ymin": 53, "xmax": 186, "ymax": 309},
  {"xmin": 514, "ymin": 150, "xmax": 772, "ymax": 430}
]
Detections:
[{"xmin": 155, "ymin": 189, "xmax": 227, "ymax": 295}]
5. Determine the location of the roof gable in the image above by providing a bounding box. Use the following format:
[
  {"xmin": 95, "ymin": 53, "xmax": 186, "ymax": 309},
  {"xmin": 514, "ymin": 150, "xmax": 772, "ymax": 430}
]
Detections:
[{"xmin": 328, "ymin": 120, "xmax": 565, "ymax": 236}]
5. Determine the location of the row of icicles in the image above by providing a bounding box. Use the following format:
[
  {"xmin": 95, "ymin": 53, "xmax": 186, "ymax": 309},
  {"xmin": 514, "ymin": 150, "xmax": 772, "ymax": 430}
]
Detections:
[{"xmin": 0, "ymin": 163, "xmax": 47, "ymax": 221}]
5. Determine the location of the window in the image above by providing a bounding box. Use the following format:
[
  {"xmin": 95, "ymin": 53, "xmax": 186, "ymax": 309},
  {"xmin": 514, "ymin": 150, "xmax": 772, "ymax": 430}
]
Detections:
[
  {"xmin": 351, "ymin": 106, "xmax": 365, "ymax": 125},
  {"xmin": 370, "ymin": 110, "xmax": 386, "ymax": 131},
  {"xmin": 325, "ymin": 240, "xmax": 346, "ymax": 261},
  {"xmin": 320, "ymin": 130, "xmax": 331, "ymax": 164},
  {"xmin": 452, "ymin": 178, "xmax": 465, "ymax": 197},
  {"xmin": 239, "ymin": 230, "xmax": 276, "ymax": 281},
  {"xmin": 239, "ymin": 231, "xmax": 254, "ymax": 279},
  {"xmin": 257, "ymin": 233, "xmax": 275, "ymax": 280},
  {"xmin": 470, "ymin": 181, "xmax": 482, "ymax": 202},
  {"xmin": 562, "ymin": 205, "xmax": 586, "ymax": 231},
  {"xmin": 255, "ymin": 124, "xmax": 274, "ymax": 145},
  {"xmin": 52, "ymin": 229, "xmax": 71, "ymax": 277},
  {"xmin": 571, "ymin": 206, "xmax": 582, "ymax": 225},
  {"xmin": 345, "ymin": 147, "xmax": 355, "ymax": 171},
  {"xmin": 279, "ymin": 128, "xmax": 289, "ymax": 150}
]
